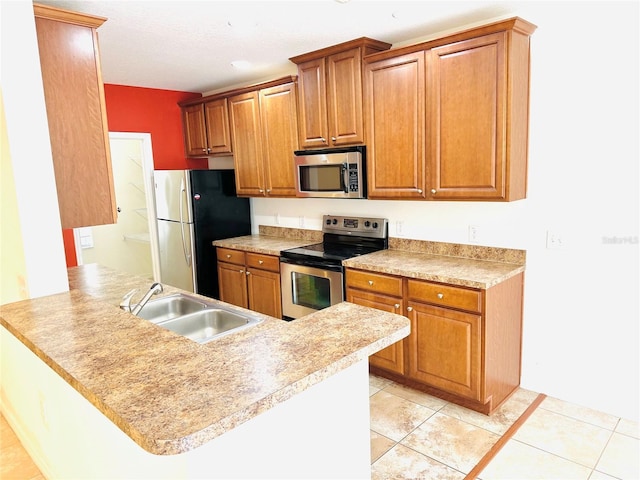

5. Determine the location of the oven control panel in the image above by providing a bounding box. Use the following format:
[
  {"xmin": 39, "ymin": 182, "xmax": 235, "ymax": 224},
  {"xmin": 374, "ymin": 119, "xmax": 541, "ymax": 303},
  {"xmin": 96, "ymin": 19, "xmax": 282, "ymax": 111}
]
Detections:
[{"xmin": 322, "ymin": 215, "xmax": 388, "ymax": 239}]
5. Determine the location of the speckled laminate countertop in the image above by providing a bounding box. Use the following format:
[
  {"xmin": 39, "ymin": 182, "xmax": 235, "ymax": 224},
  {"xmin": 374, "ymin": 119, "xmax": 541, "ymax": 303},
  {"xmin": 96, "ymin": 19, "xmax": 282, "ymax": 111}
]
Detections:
[
  {"xmin": 343, "ymin": 249, "xmax": 524, "ymax": 289},
  {"xmin": 212, "ymin": 225, "xmax": 322, "ymax": 255},
  {"xmin": 215, "ymin": 227, "xmax": 526, "ymax": 290},
  {"xmin": 0, "ymin": 264, "xmax": 409, "ymax": 455}
]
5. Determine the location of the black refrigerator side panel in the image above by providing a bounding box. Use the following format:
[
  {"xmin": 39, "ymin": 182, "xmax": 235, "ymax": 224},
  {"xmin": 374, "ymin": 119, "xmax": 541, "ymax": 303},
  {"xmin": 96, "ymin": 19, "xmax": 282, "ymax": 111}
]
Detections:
[{"xmin": 190, "ymin": 170, "xmax": 251, "ymax": 299}]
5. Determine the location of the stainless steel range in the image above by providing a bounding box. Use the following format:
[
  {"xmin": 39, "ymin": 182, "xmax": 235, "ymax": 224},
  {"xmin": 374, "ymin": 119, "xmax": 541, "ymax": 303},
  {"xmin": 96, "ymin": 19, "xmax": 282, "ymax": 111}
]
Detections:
[{"xmin": 280, "ymin": 214, "xmax": 389, "ymax": 320}]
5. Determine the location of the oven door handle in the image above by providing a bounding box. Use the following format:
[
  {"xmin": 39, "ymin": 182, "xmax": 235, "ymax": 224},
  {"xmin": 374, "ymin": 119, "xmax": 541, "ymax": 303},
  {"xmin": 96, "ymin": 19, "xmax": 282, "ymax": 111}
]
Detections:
[{"xmin": 279, "ymin": 256, "xmax": 343, "ymax": 273}]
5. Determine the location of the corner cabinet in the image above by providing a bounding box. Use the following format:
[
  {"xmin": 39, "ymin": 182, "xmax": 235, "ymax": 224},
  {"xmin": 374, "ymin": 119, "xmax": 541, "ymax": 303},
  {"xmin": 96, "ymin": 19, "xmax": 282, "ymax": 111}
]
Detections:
[
  {"xmin": 364, "ymin": 17, "xmax": 537, "ymax": 201},
  {"xmin": 216, "ymin": 248, "xmax": 282, "ymax": 319},
  {"xmin": 290, "ymin": 38, "xmax": 391, "ymax": 149},
  {"xmin": 180, "ymin": 98, "xmax": 233, "ymax": 157},
  {"xmin": 34, "ymin": 3, "xmax": 117, "ymax": 229},
  {"xmin": 228, "ymin": 78, "xmax": 299, "ymax": 197},
  {"xmin": 346, "ymin": 267, "xmax": 524, "ymax": 415}
]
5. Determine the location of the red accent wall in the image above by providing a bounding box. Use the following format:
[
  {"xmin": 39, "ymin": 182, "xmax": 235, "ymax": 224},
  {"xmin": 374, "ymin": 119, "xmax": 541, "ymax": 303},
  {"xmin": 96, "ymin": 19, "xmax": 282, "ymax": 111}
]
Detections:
[
  {"xmin": 103, "ymin": 84, "xmax": 206, "ymax": 170},
  {"xmin": 64, "ymin": 84, "xmax": 207, "ymax": 267}
]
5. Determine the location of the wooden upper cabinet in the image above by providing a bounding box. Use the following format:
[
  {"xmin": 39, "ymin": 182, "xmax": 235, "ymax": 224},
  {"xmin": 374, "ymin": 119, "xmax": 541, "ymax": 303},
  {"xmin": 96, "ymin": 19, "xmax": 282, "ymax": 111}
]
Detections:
[
  {"xmin": 364, "ymin": 52, "xmax": 426, "ymax": 199},
  {"xmin": 428, "ymin": 32, "xmax": 508, "ymax": 200},
  {"xmin": 33, "ymin": 3, "xmax": 116, "ymax": 229},
  {"xmin": 182, "ymin": 98, "xmax": 232, "ymax": 157},
  {"xmin": 296, "ymin": 58, "xmax": 328, "ymax": 148},
  {"xmin": 228, "ymin": 78, "xmax": 299, "ymax": 197},
  {"xmin": 229, "ymin": 91, "xmax": 265, "ymax": 196},
  {"xmin": 259, "ymin": 82, "xmax": 299, "ymax": 197},
  {"xmin": 364, "ymin": 17, "xmax": 536, "ymax": 202},
  {"xmin": 290, "ymin": 38, "xmax": 391, "ymax": 149}
]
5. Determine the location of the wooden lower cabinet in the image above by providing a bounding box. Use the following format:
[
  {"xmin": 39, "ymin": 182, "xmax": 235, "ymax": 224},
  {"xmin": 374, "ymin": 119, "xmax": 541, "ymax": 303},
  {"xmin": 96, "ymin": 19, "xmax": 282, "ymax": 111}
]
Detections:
[
  {"xmin": 346, "ymin": 288, "xmax": 405, "ymax": 374},
  {"xmin": 346, "ymin": 267, "xmax": 524, "ymax": 415},
  {"xmin": 345, "ymin": 269, "xmax": 405, "ymax": 375},
  {"xmin": 217, "ymin": 248, "xmax": 282, "ymax": 319},
  {"xmin": 406, "ymin": 302, "xmax": 481, "ymax": 401}
]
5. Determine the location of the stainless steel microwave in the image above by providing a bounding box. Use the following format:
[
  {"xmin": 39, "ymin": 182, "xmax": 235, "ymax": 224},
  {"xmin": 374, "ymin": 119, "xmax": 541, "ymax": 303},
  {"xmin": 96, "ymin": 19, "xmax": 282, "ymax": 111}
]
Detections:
[{"xmin": 294, "ymin": 146, "xmax": 366, "ymax": 199}]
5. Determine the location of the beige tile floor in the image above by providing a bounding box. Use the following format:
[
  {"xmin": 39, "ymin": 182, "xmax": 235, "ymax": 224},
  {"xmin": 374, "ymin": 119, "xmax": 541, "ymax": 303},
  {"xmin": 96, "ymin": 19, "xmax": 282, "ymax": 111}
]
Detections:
[
  {"xmin": 370, "ymin": 374, "xmax": 640, "ymax": 480},
  {"xmin": 1, "ymin": 375, "xmax": 638, "ymax": 479}
]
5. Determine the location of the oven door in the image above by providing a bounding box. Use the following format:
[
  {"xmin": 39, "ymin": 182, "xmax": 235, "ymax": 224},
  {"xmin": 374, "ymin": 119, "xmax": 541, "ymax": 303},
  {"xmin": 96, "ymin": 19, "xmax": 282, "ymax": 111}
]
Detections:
[{"xmin": 280, "ymin": 261, "xmax": 344, "ymax": 319}]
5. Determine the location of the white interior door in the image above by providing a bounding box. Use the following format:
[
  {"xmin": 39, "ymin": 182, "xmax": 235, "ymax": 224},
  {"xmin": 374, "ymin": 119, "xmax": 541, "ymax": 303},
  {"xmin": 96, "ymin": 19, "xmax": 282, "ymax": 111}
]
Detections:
[{"xmin": 74, "ymin": 133, "xmax": 160, "ymax": 281}]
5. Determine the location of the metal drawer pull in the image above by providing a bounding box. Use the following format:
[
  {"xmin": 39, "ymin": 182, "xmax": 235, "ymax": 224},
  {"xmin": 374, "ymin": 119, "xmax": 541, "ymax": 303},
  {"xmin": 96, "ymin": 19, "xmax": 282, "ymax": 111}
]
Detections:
[
  {"xmin": 368, "ymin": 280, "xmax": 374, "ymax": 286},
  {"xmin": 226, "ymin": 254, "xmax": 231, "ymax": 259},
  {"xmin": 437, "ymin": 293, "xmax": 444, "ymax": 299},
  {"xmin": 394, "ymin": 304, "xmax": 400, "ymax": 309},
  {"xmin": 258, "ymin": 260, "xmax": 264, "ymax": 264},
  {"xmin": 407, "ymin": 306, "xmax": 413, "ymax": 312}
]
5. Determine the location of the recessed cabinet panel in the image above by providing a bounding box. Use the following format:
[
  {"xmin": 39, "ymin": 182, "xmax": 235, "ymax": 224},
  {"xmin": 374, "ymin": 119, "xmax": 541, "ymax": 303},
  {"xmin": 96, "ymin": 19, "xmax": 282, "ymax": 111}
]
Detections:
[
  {"xmin": 229, "ymin": 92, "xmax": 265, "ymax": 196},
  {"xmin": 429, "ymin": 33, "xmax": 506, "ymax": 199},
  {"xmin": 204, "ymin": 99, "xmax": 233, "ymax": 155},
  {"xmin": 408, "ymin": 303, "xmax": 482, "ymax": 400},
  {"xmin": 297, "ymin": 59, "xmax": 328, "ymax": 148},
  {"xmin": 327, "ymin": 48, "xmax": 363, "ymax": 145},
  {"xmin": 364, "ymin": 52, "xmax": 426, "ymax": 199},
  {"xmin": 259, "ymin": 83, "xmax": 299, "ymax": 197},
  {"xmin": 183, "ymin": 104, "xmax": 208, "ymax": 156}
]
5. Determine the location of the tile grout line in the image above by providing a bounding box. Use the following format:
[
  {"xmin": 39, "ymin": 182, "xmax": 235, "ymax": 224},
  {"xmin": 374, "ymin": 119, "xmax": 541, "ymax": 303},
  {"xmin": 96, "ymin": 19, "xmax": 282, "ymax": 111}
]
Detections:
[{"xmin": 463, "ymin": 393, "xmax": 547, "ymax": 480}]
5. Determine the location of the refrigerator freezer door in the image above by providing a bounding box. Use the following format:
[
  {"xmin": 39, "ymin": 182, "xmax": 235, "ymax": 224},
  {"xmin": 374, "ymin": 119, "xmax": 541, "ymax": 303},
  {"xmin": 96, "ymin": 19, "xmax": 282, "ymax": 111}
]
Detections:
[
  {"xmin": 154, "ymin": 170, "xmax": 194, "ymax": 223},
  {"xmin": 157, "ymin": 219, "xmax": 196, "ymax": 292}
]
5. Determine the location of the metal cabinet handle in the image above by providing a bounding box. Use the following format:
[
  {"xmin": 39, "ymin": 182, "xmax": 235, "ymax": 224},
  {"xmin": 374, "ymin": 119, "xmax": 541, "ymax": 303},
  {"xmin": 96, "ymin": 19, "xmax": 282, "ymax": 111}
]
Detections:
[
  {"xmin": 202, "ymin": 148, "xmax": 207, "ymax": 153},
  {"xmin": 331, "ymin": 136, "xmax": 337, "ymax": 142},
  {"xmin": 321, "ymin": 137, "xmax": 326, "ymax": 143},
  {"xmin": 246, "ymin": 271, "xmax": 251, "ymax": 276},
  {"xmin": 394, "ymin": 303, "xmax": 400, "ymax": 309},
  {"xmin": 368, "ymin": 280, "xmax": 374, "ymax": 286},
  {"xmin": 407, "ymin": 306, "xmax": 413, "ymax": 312},
  {"xmin": 258, "ymin": 260, "xmax": 264, "ymax": 264},
  {"xmin": 431, "ymin": 189, "xmax": 437, "ymax": 194},
  {"xmin": 226, "ymin": 254, "xmax": 231, "ymax": 259},
  {"xmin": 239, "ymin": 269, "xmax": 244, "ymax": 274},
  {"xmin": 437, "ymin": 293, "xmax": 444, "ymax": 299},
  {"xmin": 417, "ymin": 189, "xmax": 423, "ymax": 194}
]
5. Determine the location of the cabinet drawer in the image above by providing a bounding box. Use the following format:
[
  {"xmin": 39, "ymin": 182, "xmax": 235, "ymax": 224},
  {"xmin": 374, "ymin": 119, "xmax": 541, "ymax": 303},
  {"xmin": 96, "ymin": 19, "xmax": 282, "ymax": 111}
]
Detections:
[
  {"xmin": 246, "ymin": 252, "xmax": 280, "ymax": 272},
  {"xmin": 216, "ymin": 247, "xmax": 246, "ymax": 266},
  {"xmin": 346, "ymin": 269, "xmax": 403, "ymax": 297},
  {"xmin": 407, "ymin": 279, "xmax": 481, "ymax": 313}
]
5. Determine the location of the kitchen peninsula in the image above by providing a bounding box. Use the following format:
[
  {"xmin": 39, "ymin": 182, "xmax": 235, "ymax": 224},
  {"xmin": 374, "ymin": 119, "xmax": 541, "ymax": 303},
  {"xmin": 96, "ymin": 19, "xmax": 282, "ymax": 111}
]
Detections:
[{"xmin": 0, "ymin": 264, "xmax": 409, "ymax": 479}]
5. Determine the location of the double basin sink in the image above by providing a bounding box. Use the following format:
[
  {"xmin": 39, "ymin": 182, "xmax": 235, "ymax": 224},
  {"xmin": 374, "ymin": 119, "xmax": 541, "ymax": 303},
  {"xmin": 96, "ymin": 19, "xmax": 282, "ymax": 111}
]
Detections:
[{"xmin": 136, "ymin": 294, "xmax": 263, "ymax": 344}]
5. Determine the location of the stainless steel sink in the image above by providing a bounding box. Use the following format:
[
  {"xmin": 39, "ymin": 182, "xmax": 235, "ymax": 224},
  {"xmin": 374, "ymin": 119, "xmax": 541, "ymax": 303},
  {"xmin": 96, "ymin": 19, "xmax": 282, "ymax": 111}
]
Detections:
[
  {"xmin": 136, "ymin": 294, "xmax": 208, "ymax": 323},
  {"xmin": 155, "ymin": 309, "xmax": 261, "ymax": 344},
  {"xmin": 136, "ymin": 293, "xmax": 262, "ymax": 343}
]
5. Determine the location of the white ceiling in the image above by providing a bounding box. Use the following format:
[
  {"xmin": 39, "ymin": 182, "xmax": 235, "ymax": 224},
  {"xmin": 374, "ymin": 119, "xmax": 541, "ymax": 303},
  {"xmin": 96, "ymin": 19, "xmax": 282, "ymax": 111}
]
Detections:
[{"xmin": 35, "ymin": 0, "xmax": 534, "ymax": 94}]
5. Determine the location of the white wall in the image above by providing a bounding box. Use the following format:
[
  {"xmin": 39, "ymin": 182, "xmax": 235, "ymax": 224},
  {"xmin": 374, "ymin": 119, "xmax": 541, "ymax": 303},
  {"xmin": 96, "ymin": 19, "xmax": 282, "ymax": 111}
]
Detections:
[
  {"xmin": 0, "ymin": 0, "xmax": 69, "ymax": 300},
  {"xmin": 252, "ymin": 1, "xmax": 639, "ymax": 421}
]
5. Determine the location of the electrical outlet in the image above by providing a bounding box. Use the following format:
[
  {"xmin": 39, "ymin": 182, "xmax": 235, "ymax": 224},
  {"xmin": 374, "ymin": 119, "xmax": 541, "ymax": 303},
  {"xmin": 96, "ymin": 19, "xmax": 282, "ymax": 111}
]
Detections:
[
  {"xmin": 396, "ymin": 221, "xmax": 404, "ymax": 235},
  {"xmin": 469, "ymin": 225, "xmax": 480, "ymax": 243},
  {"xmin": 546, "ymin": 230, "xmax": 564, "ymax": 249}
]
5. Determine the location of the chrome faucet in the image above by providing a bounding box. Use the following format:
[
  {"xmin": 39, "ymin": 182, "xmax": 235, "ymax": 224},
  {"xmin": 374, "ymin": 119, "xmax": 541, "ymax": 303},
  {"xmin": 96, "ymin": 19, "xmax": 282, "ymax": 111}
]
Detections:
[{"xmin": 119, "ymin": 282, "xmax": 163, "ymax": 315}]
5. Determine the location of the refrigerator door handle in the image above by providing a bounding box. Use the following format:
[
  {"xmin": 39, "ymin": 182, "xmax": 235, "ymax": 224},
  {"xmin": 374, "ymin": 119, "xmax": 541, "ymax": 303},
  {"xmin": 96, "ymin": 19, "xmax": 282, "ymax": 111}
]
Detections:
[{"xmin": 179, "ymin": 177, "xmax": 192, "ymax": 266}]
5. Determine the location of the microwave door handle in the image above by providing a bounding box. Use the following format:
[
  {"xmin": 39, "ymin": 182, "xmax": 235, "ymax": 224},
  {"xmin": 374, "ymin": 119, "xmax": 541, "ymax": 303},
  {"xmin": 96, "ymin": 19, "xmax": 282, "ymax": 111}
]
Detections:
[{"xmin": 341, "ymin": 163, "xmax": 349, "ymax": 194}]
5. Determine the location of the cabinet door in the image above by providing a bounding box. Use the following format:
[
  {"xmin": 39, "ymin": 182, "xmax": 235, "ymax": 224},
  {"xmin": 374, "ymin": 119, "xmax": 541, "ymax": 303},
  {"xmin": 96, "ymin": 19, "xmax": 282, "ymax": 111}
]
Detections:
[
  {"xmin": 364, "ymin": 52, "xmax": 426, "ymax": 199},
  {"xmin": 204, "ymin": 99, "xmax": 233, "ymax": 155},
  {"xmin": 182, "ymin": 104, "xmax": 208, "ymax": 156},
  {"xmin": 35, "ymin": 12, "xmax": 116, "ymax": 229},
  {"xmin": 326, "ymin": 48, "xmax": 364, "ymax": 146},
  {"xmin": 296, "ymin": 58, "xmax": 329, "ymax": 148},
  {"xmin": 229, "ymin": 91, "xmax": 265, "ymax": 196},
  {"xmin": 407, "ymin": 302, "xmax": 482, "ymax": 400},
  {"xmin": 247, "ymin": 268, "xmax": 282, "ymax": 319},
  {"xmin": 346, "ymin": 288, "xmax": 405, "ymax": 375},
  {"xmin": 428, "ymin": 32, "xmax": 507, "ymax": 200},
  {"xmin": 217, "ymin": 262, "xmax": 248, "ymax": 309},
  {"xmin": 259, "ymin": 83, "xmax": 298, "ymax": 197}
]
